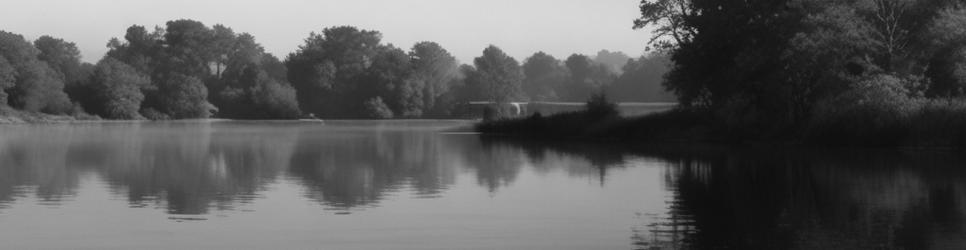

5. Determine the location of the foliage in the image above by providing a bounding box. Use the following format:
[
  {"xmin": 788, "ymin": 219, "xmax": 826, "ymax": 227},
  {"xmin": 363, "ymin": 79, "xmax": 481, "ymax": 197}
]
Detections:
[
  {"xmin": 522, "ymin": 52, "xmax": 567, "ymax": 101},
  {"xmin": 286, "ymin": 26, "xmax": 382, "ymax": 118},
  {"xmin": 5, "ymin": 22, "xmax": 669, "ymax": 121},
  {"xmin": 367, "ymin": 45, "xmax": 417, "ymax": 117},
  {"xmin": 102, "ymin": 20, "xmax": 301, "ymax": 120},
  {"xmin": 478, "ymin": 0, "xmax": 966, "ymax": 147},
  {"xmin": 0, "ymin": 31, "xmax": 73, "ymax": 114},
  {"xmin": 585, "ymin": 92, "xmax": 619, "ymax": 118},
  {"xmin": 802, "ymin": 74, "xmax": 966, "ymax": 147},
  {"xmin": 212, "ymin": 32, "xmax": 302, "ymax": 119},
  {"xmin": 146, "ymin": 73, "xmax": 211, "ymax": 119},
  {"xmin": 634, "ymin": 0, "xmax": 966, "ymax": 134},
  {"xmin": 363, "ymin": 96, "xmax": 393, "ymax": 119},
  {"xmin": 476, "ymin": 105, "xmax": 712, "ymax": 142},
  {"xmin": 604, "ymin": 53, "xmax": 675, "ymax": 102},
  {"xmin": 804, "ymin": 74, "xmax": 921, "ymax": 145},
  {"xmin": 34, "ymin": 36, "xmax": 87, "ymax": 86},
  {"xmin": 562, "ymin": 54, "xmax": 617, "ymax": 101},
  {"xmin": 409, "ymin": 41, "xmax": 460, "ymax": 116},
  {"xmin": 464, "ymin": 45, "xmax": 526, "ymax": 103},
  {"xmin": 0, "ymin": 57, "xmax": 14, "ymax": 104},
  {"xmin": 89, "ymin": 58, "xmax": 150, "ymax": 119},
  {"xmin": 250, "ymin": 75, "xmax": 301, "ymax": 119},
  {"xmin": 594, "ymin": 50, "xmax": 632, "ymax": 74}
]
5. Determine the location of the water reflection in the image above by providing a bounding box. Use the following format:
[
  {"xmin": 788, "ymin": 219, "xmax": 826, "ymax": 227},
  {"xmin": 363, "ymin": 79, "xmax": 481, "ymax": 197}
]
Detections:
[
  {"xmin": 0, "ymin": 122, "xmax": 298, "ymax": 214},
  {"xmin": 582, "ymin": 146, "xmax": 966, "ymax": 249},
  {"xmin": 0, "ymin": 121, "xmax": 477, "ymax": 215},
  {"xmin": 676, "ymin": 149, "xmax": 966, "ymax": 249},
  {"xmin": 288, "ymin": 126, "xmax": 460, "ymax": 210},
  {"xmin": 1, "ymin": 121, "xmax": 965, "ymax": 249},
  {"xmin": 471, "ymin": 137, "xmax": 966, "ymax": 249}
]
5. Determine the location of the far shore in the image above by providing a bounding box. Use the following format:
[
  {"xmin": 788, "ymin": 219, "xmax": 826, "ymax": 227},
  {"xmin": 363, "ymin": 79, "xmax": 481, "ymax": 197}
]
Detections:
[{"xmin": 0, "ymin": 110, "xmax": 478, "ymax": 125}]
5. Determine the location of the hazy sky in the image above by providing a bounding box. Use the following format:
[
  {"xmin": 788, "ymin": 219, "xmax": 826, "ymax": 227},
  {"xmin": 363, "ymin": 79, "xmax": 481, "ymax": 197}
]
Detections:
[{"xmin": 1, "ymin": 0, "xmax": 652, "ymax": 64}]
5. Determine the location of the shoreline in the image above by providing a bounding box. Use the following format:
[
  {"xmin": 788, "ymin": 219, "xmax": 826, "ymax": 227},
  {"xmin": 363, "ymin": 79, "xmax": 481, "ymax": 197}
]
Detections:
[
  {"xmin": 0, "ymin": 110, "xmax": 479, "ymax": 125},
  {"xmin": 474, "ymin": 108, "xmax": 966, "ymax": 149}
]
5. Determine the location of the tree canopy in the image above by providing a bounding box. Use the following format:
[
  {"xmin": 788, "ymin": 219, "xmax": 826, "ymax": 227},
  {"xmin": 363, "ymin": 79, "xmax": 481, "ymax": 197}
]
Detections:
[
  {"xmin": 635, "ymin": 0, "xmax": 966, "ymax": 130},
  {"xmin": 1, "ymin": 20, "xmax": 674, "ymax": 120}
]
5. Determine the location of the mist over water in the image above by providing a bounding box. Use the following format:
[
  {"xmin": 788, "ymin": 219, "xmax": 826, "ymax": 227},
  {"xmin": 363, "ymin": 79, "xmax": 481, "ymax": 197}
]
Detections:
[{"xmin": 0, "ymin": 121, "xmax": 963, "ymax": 249}]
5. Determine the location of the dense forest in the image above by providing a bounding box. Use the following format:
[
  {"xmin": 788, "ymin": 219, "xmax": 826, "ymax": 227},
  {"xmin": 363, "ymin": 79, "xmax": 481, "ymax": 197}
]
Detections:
[
  {"xmin": 636, "ymin": 0, "xmax": 966, "ymax": 144},
  {"xmin": 480, "ymin": 0, "xmax": 966, "ymax": 147},
  {"xmin": 0, "ymin": 20, "xmax": 671, "ymax": 120}
]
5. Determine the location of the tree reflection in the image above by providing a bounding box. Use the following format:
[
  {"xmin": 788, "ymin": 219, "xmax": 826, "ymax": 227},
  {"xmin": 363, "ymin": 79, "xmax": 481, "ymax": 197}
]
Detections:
[
  {"xmin": 288, "ymin": 127, "xmax": 459, "ymax": 210},
  {"xmin": 474, "ymin": 137, "xmax": 629, "ymax": 187},
  {"xmin": 475, "ymin": 138, "xmax": 966, "ymax": 249},
  {"xmin": 0, "ymin": 122, "xmax": 300, "ymax": 215},
  {"xmin": 7, "ymin": 122, "xmax": 964, "ymax": 249},
  {"xmin": 0, "ymin": 126, "xmax": 80, "ymax": 206},
  {"xmin": 636, "ymin": 148, "xmax": 966, "ymax": 249}
]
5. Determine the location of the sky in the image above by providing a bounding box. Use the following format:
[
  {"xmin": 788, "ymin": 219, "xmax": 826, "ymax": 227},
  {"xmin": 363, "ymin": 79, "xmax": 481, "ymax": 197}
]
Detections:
[{"xmin": 0, "ymin": 0, "xmax": 653, "ymax": 64}]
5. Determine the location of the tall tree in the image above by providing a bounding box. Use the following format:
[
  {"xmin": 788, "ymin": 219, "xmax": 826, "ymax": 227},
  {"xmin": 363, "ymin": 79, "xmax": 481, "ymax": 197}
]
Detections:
[
  {"xmin": 595, "ymin": 50, "xmax": 632, "ymax": 74},
  {"xmin": 465, "ymin": 45, "xmax": 525, "ymax": 103},
  {"xmin": 211, "ymin": 32, "xmax": 300, "ymax": 119},
  {"xmin": 605, "ymin": 54, "xmax": 675, "ymax": 102},
  {"xmin": 106, "ymin": 25, "xmax": 162, "ymax": 74},
  {"xmin": 409, "ymin": 41, "xmax": 460, "ymax": 116},
  {"xmin": 0, "ymin": 31, "xmax": 72, "ymax": 114},
  {"xmin": 636, "ymin": 0, "xmax": 804, "ymax": 122},
  {"xmin": 0, "ymin": 57, "xmax": 15, "ymax": 105},
  {"xmin": 159, "ymin": 19, "xmax": 218, "ymax": 78},
  {"xmin": 924, "ymin": 6, "xmax": 966, "ymax": 97},
  {"xmin": 143, "ymin": 73, "xmax": 211, "ymax": 119},
  {"xmin": 365, "ymin": 45, "xmax": 415, "ymax": 116},
  {"xmin": 89, "ymin": 58, "xmax": 150, "ymax": 119},
  {"xmin": 286, "ymin": 26, "xmax": 383, "ymax": 118},
  {"xmin": 522, "ymin": 52, "xmax": 567, "ymax": 101},
  {"xmin": 563, "ymin": 54, "xmax": 615, "ymax": 101},
  {"xmin": 34, "ymin": 35, "xmax": 95, "ymax": 112},
  {"xmin": 34, "ymin": 36, "xmax": 85, "ymax": 84}
]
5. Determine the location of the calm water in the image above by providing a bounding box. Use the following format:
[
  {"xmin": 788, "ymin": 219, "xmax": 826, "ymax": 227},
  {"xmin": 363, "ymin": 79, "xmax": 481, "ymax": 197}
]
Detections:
[{"xmin": 0, "ymin": 121, "xmax": 965, "ymax": 249}]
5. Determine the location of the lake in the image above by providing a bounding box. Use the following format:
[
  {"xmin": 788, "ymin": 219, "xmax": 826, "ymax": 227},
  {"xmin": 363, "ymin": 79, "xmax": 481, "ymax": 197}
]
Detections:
[{"xmin": 0, "ymin": 120, "xmax": 964, "ymax": 249}]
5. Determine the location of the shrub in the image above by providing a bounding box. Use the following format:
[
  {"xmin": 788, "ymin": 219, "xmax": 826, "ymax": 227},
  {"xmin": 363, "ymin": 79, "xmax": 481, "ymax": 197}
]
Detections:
[
  {"xmin": 0, "ymin": 31, "xmax": 73, "ymax": 114},
  {"xmin": 151, "ymin": 73, "xmax": 212, "ymax": 119},
  {"xmin": 585, "ymin": 92, "xmax": 618, "ymax": 118},
  {"xmin": 804, "ymin": 74, "xmax": 921, "ymax": 146},
  {"xmin": 252, "ymin": 78, "xmax": 301, "ymax": 119},
  {"xmin": 90, "ymin": 58, "xmax": 149, "ymax": 119},
  {"xmin": 139, "ymin": 107, "xmax": 170, "ymax": 120},
  {"xmin": 363, "ymin": 97, "xmax": 393, "ymax": 119},
  {"xmin": 907, "ymin": 99, "xmax": 966, "ymax": 147}
]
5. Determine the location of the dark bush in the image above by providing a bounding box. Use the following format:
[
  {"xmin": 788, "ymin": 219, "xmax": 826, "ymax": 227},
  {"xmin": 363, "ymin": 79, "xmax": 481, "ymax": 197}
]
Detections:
[
  {"xmin": 804, "ymin": 75, "xmax": 919, "ymax": 146},
  {"xmin": 585, "ymin": 92, "xmax": 618, "ymax": 118},
  {"xmin": 363, "ymin": 97, "xmax": 393, "ymax": 119}
]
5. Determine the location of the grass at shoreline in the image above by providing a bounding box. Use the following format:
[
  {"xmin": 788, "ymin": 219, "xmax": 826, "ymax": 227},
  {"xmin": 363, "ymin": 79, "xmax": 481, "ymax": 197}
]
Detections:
[
  {"xmin": 0, "ymin": 106, "xmax": 92, "ymax": 124},
  {"xmin": 476, "ymin": 102, "xmax": 966, "ymax": 148},
  {"xmin": 0, "ymin": 107, "xmax": 479, "ymax": 125},
  {"xmin": 476, "ymin": 108, "xmax": 718, "ymax": 143}
]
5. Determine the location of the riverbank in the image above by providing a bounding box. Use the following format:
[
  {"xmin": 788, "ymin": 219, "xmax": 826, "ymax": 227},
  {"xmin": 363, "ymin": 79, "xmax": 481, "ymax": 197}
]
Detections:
[
  {"xmin": 0, "ymin": 108, "xmax": 477, "ymax": 125},
  {"xmin": 475, "ymin": 108, "xmax": 718, "ymax": 143},
  {"xmin": 475, "ymin": 101, "xmax": 966, "ymax": 148},
  {"xmin": 0, "ymin": 106, "xmax": 95, "ymax": 124}
]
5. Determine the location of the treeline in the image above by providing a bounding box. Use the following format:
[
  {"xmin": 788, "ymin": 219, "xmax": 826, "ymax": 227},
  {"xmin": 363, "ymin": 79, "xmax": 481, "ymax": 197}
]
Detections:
[
  {"xmin": 0, "ymin": 20, "xmax": 672, "ymax": 120},
  {"xmin": 633, "ymin": 0, "xmax": 966, "ymax": 146},
  {"xmin": 480, "ymin": 0, "xmax": 966, "ymax": 147}
]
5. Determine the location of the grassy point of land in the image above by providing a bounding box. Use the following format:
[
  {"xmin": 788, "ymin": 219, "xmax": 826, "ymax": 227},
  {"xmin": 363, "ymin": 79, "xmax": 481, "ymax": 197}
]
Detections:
[
  {"xmin": 477, "ymin": 96, "xmax": 966, "ymax": 148},
  {"xmin": 0, "ymin": 106, "xmax": 97, "ymax": 124}
]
